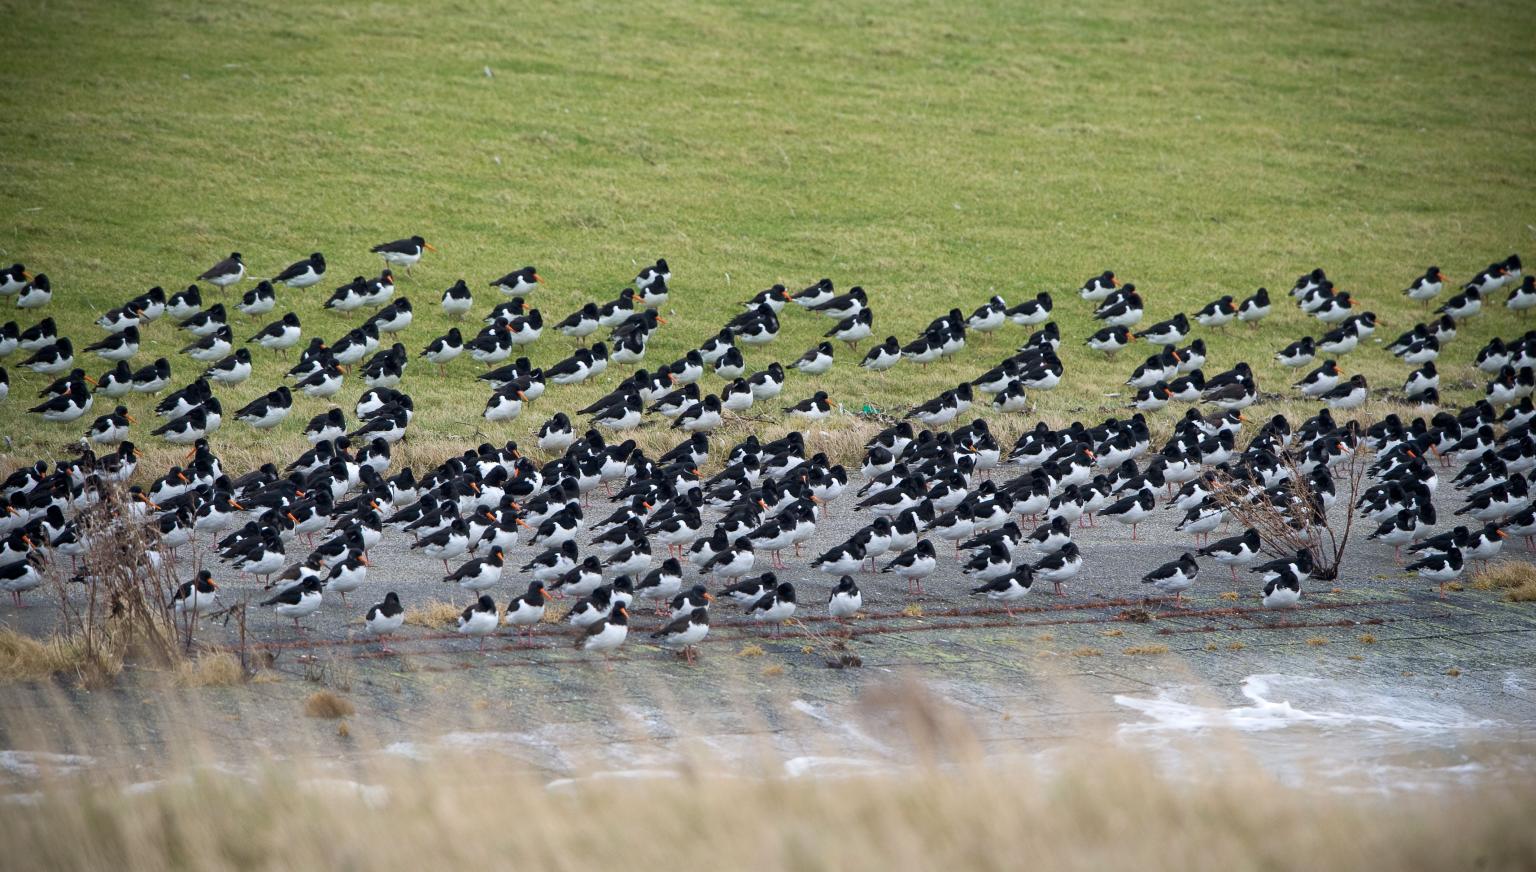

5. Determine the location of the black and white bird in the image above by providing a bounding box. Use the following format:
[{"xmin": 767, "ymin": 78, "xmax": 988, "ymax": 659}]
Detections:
[
  {"xmin": 1275, "ymin": 335, "xmax": 1316, "ymax": 368},
  {"xmin": 1198, "ymin": 528, "xmax": 1261, "ymax": 581},
  {"xmin": 457, "ymin": 594, "xmax": 500, "ymax": 651},
  {"xmin": 271, "ymin": 252, "xmax": 326, "ymax": 289},
  {"xmin": 1007, "ymin": 292, "xmax": 1053, "ymax": 326},
  {"xmin": 1405, "ymin": 548, "xmax": 1465, "ymax": 596},
  {"xmin": 249, "ymin": 312, "xmax": 302, "ymax": 351},
  {"xmin": 827, "ymin": 575, "xmax": 863, "ymax": 620},
  {"xmin": 1404, "ymin": 266, "xmax": 1447, "ymax": 305},
  {"xmin": 861, "ymin": 336, "xmax": 902, "ymax": 372},
  {"xmin": 785, "ymin": 391, "xmax": 833, "ymax": 422},
  {"xmin": 15, "ymin": 274, "xmax": 52, "ymax": 309},
  {"xmin": 1323, "ymin": 374, "xmax": 1368, "ymax": 411},
  {"xmin": 80, "ymin": 322, "xmax": 139, "ymax": 361},
  {"xmin": 237, "ymin": 281, "xmax": 276, "ymax": 317},
  {"xmin": 197, "ymin": 252, "xmax": 245, "ymax": 290},
  {"xmin": 1031, "ymin": 542, "xmax": 1082, "ymax": 596},
  {"xmin": 970, "ymin": 566, "xmax": 1033, "ymax": 615},
  {"xmin": 260, "ymin": 577, "xmax": 323, "ymax": 630},
  {"xmin": 1141, "ymin": 553, "xmax": 1199, "ymax": 604},
  {"xmin": 0, "ymin": 264, "xmax": 30, "ymax": 297},
  {"xmin": 503, "ymin": 581, "xmax": 551, "ymax": 645},
  {"xmin": 1237, "ymin": 287, "xmax": 1272, "ymax": 325},
  {"xmin": 747, "ymin": 581, "xmax": 797, "ymax": 636},
  {"xmin": 1079, "ymin": 270, "xmax": 1119, "ymax": 302},
  {"xmin": 790, "ymin": 342, "xmax": 835, "ymax": 375},
  {"xmin": 490, "ymin": 266, "xmax": 542, "ymax": 296},
  {"xmin": 880, "ymin": 539, "xmax": 937, "ymax": 595},
  {"xmin": 363, "ymin": 591, "xmax": 405, "ymax": 649},
  {"xmin": 576, "ymin": 604, "xmax": 630, "ymax": 657},
  {"xmin": 234, "ymin": 385, "xmax": 292, "ymax": 430},
  {"xmin": 370, "ymin": 235, "xmax": 436, "ymax": 275},
  {"xmin": 635, "ymin": 258, "xmax": 670, "ymax": 290},
  {"xmin": 171, "ymin": 570, "xmax": 220, "ymax": 619},
  {"xmin": 651, "ymin": 607, "xmax": 710, "ymax": 663}
]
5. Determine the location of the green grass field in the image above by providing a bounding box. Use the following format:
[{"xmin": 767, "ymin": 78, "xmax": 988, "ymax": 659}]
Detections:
[{"xmin": 3, "ymin": 0, "xmax": 1534, "ymax": 470}]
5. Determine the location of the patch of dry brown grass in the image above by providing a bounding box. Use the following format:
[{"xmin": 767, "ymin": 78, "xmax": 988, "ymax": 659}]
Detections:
[
  {"xmin": 0, "ymin": 628, "xmax": 76, "ymax": 682},
  {"xmin": 174, "ymin": 652, "xmax": 245, "ymax": 687},
  {"xmin": 1471, "ymin": 561, "xmax": 1536, "ymax": 602},
  {"xmin": 1124, "ymin": 644, "xmax": 1169, "ymax": 656},
  {"xmin": 303, "ymin": 691, "xmax": 356, "ymax": 719},
  {"xmin": 404, "ymin": 600, "xmax": 461, "ymax": 628}
]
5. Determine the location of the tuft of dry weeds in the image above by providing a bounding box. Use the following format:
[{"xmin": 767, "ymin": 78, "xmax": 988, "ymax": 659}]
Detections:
[
  {"xmin": 762, "ymin": 664, "xmax": 785, "ymax": 677},
  {"xmin": 1124, "ymin": 644, "xmax": 1169, "ymax": 656},
  {"xmin": 1070, "ymin": 647, "xmax": 1102, "ymax": 657},
  {"xmin": 1219, "ymin": 591, "xmax": 1240, "ymax": 601},
  {"xmin": 175, "ymin": 652, "xmax": 245, "ymax": 687},
  {"xmin": 737, "ymin": 644, "xmax": 765, "ymax": 658},
  {"xmin": 902, "ymin": 603, "xmax": 924, "ymax": 618},
  {"xmin": 1358, "ymin": 634, "xmax": 1377, "ymax": 645},
  {"xmin": 1307, "ymin": 637, "xmax": 1329, "ymax": 646},
  {"xmin": 0, "ymin": 629, "xmax": 74, "ymax": 683},
  {"xmin": 405, "ymin": 600, "xmax": 461, "ymax": 628},
  {"xmin": 303, "ymin": 691, "xmax": 356, "ymax": 719},
  {"xmin": 1471, "ymin": 561, "xmax": 1536, "ymax": 602},
  {"xmin": 1100, "ymin": 628, "xmax": 1124, "ymax": 637}
]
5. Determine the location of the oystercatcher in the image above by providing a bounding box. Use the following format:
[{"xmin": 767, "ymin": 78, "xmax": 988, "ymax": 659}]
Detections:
[
  {"xmin": 370, "ymin": 235, "xmax": 436, "ymax": 276},
  {"xmin": 271, "ymin": 252, "xmax": 326, "ymax": 289},
  {"xmin": 197, "ymin": 253, "xmax": 245, "ymax": 290}
]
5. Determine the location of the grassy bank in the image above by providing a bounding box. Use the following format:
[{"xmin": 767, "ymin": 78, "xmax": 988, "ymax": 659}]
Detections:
[
  {"xmin": 1, "ymin": 737, "xmax": 1531, "ymax": 870},
  {"xmin": 1, "ymin": 0, "xmax": 1533, "ymax": 472}
]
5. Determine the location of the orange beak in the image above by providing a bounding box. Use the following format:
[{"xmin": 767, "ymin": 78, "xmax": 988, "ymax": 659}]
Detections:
[
  {"xmin": 424, "ymin": 243, "xmax": 439, "ymax": 253},
  {"xmin": 125, "ymin": 414, "xmax": 136, "ymax": 424},
  {"xmin": 533, "ymin": 273, "xmax": 544, "ymax": 284},
  {"xmin": 656, "ymin": 317, "xmax": 668, "ymax": 324},
  {"xmin": 540, "ymin": 589, "xmax": 551, "ymax": 601},
  {"xmin": 619, "ymin": 606, "xmax": 630, "ymax": 619},
  {"xmin": 84, "ymin": 375, "xmax": 98, "ymax": 386},
  {"xmin": 703, "ymin": 592, "xmax": 714, "ymax": 602},
  {"xmin": 360, "ymin": 555, "xmax": 371, "ymax": 565}
]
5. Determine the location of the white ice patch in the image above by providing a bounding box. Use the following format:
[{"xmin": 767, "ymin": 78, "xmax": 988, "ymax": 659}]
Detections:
[
  {"xmin": 0, "ymin": 750, "xmax": 96, "ymax": 780},
  {"xmin": 1114, "ymin": 673, "xmax": 1496, "ymax": 735}
]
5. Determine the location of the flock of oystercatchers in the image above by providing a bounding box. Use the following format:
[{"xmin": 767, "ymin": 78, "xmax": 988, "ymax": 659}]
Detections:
[{"xmin": 1, "ymin": 241, "xmax": 1534, "ymax": 663}]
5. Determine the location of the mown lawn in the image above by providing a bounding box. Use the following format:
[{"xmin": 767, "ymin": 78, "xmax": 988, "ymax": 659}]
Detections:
[{"xmin": 1, "ymin": 0, "xmax": 1533, "ymax": 468}]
